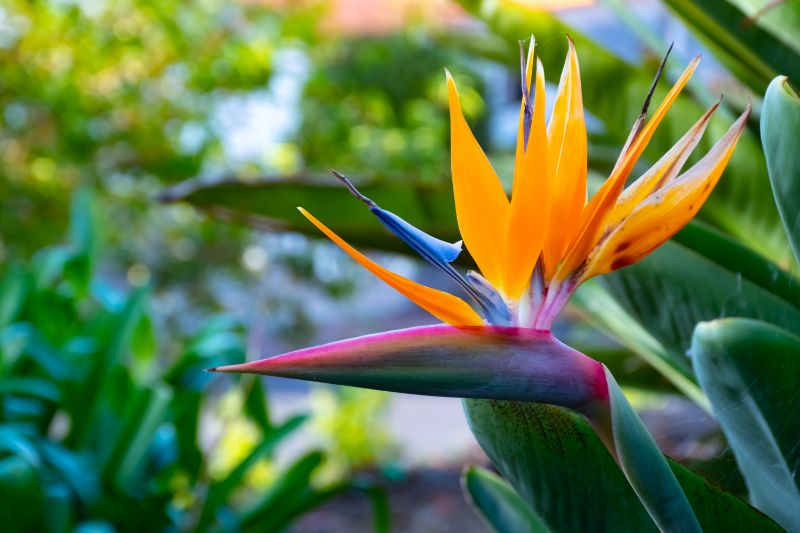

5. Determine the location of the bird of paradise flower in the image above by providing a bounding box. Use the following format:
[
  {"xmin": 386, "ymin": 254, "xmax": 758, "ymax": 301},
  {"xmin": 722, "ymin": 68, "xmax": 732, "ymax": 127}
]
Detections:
[{"xmin": 211, "ymin": 38, "xmax": 750, "ymax": 532}]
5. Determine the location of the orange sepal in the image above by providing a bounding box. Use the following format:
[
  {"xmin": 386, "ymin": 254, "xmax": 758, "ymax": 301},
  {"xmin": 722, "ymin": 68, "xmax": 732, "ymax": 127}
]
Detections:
[
  {"xmin": 504, "ymin": 58, "xmax": 549, "ymax": 299},
  {"xmin": 608, "ymin": 99, "xmax": 721, "ymax": 227},
  {"xmin": 586, "ymin": 105, "xmax": 751, "ymax": 277},
  {"xmin": 299, "ymin": 208, "xmax": 484, "ymax": 327},
  {"xmin": 447, "ymin": 71, "xmax": 509, "ymax": 291},
  {"xmin": 542, "ymin": 37, "xmax": 587, "ymax": 280},
  {"xmin": 554, "ymin": 56, "xmax": 701, "ymax": 281}
]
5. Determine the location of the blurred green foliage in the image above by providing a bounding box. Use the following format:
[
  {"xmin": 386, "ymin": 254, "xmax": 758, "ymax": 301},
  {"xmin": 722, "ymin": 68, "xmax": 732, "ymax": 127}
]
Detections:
[
  {"xmin": 297, "ymin": 31, "xmax": 487, "ymax": 183},
  {"xmin": 0, "ymin": 0, "xmax": 314, "ymax": 258},
  {"xmin": 0, "ymin": 191, "xmax": 388, "ymax": 532},
  {"xmin": 310, "ymin": 387, "xmax": 398, "ymax": 482}
]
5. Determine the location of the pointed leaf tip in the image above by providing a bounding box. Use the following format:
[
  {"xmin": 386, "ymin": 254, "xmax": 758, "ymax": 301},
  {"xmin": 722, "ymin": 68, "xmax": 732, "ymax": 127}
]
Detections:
[{"xmin": 763, "ymin": 76, "xmax": 800, "ymax": 265}]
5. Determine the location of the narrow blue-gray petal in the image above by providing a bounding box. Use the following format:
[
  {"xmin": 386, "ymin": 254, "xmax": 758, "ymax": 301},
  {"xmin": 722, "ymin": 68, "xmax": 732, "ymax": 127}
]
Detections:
[
  {"xmin": 467, "ymin": 271, "xmax": 512, "ymax": 324},
  {"xmin": 370, "ymin": 206, "xmax": 462, "ymax": 263}
]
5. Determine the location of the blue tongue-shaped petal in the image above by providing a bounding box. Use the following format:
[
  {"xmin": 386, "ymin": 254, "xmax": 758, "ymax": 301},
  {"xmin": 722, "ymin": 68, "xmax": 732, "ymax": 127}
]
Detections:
[
  {"xmin": 370, "ymin": 207, "xmax": 462, "ymax": 263},
  {"xmin": 331, "ymin": 170, "xmax": 462, "ymax": 264},
  {"xmin": 332, "ymin": 170, "xmax": 511, "ymax": 325}
]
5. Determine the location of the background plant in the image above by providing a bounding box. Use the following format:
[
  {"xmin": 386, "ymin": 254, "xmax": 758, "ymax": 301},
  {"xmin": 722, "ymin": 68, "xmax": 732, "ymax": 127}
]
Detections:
[{"xmin": 0, "ymin": 192, "xmax": 388, "ymax": 532}]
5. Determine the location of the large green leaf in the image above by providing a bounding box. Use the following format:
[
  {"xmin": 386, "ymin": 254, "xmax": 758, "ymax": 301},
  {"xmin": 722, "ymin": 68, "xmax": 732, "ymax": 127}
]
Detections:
[
  {"xmin": 601, "ymin": 223, "xmax": 800, "ymax": 375},
  {"xmin": 462, "ymin": 465, "xmax": 550, "ymax": 533},
  {"xmin": 733, "ymin": 0, "xmax": 800, "ymax": 53},
  {"xmin": 159, "ymin": 176, "xmax": 459, "ymax": 254},
  {"xmin": 464, "ymin": 399, "xmax": 782, "ymax": 533},
  {"xmin": 671, "ymin": 222, "xmax": 800, "ymax": 305},
  {"xmin": 561, "ymin": 322, "xmax": 682, "ymax": 396},
  {"xmin": 571, "ymin": 280, "xmax": 708, "ymax": 409},
  {"xmin": 762, "ymin": 75, "xmax": 800, "ymax": 265},
  {"xmin": 663, "ymin": 0, "xmax": 800, "ymax": 94},
  {"xmin": 691, "ymin": 318, "xmax": 800, "ymax": 531}
]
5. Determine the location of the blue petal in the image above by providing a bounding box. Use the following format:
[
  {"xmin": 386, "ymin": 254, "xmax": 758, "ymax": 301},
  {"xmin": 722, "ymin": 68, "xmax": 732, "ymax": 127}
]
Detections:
[
  {"xmin": 370, "ymin": 207, "xmax": 462, "ymax": 264},
  {"xmin": 369, "ymin": 205, "xmax": 461, "ymax": 263},
  {"xmin": 331, "ymin": 170, "xmax": 507, "ymax": 324},
  {"xmin": 372, "ymin": 206, "xmax": 510, "ymax": 325}
]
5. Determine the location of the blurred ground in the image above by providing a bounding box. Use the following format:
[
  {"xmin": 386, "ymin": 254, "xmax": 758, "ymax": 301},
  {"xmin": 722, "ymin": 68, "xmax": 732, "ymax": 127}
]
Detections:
[
  {"xmin": 291, "ymin": 467, "xmax": 489, "ymax": 533},
  {"xmin": 269, "ymin": 379, "xmax": 480, "ymax": 463}
]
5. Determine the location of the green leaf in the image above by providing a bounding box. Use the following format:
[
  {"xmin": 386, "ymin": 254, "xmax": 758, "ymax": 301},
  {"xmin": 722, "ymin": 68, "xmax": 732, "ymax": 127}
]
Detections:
[
  {"xmin": 462, "ymin": 465, "xmax": 550, "ymax": 533},
  {"xmin": 691, "ymin": 318, "xmax": 800, "ymax": 531},
  {"xmin": 237, "ymin": 451, "xmax": 324, "ymax": 531},
  {"xmin": 68, "ymin": 287, "xmax": 150, "ymax": 447},
  {"xmin": 0, "ymin": 377, "xmax": 60, "ymax": 403},
  {"xmin": 131, "ymin": 311, "xmax": 156, "ymax": 369},
  {"xmin": 762, "ymin": 75, "xmax": 800, "ymax": 265},
  {"xmin": 731, "ymin": 0, "xmax": 800, "ymax": 54},
  {"xmin": 663, "ymin": 0, "xmax": 800, "ymax": 93},
  {"xmin": 571, "ymin": 280, "xmax": 709, "ymax": 409},
  {"xmin": 602, "ymin": 225, "xmax": 800, "ymax": 374},
  {"xmin": 38, "ymin": 442, "xmax": 101, "ymax": 507},
  {"xmin": 103, "ymin": 383, "xmax": 173, "ymax": 489},
  {"xmin": 62, "ymin": 189, "xmax": 98, "ymax": 298},
  {"xmin": 464, "ymin": 399, "xmax": 782, "ymax": 533},
  {"xmin": 672, "ymin": 222, "xmax": 800, "ymax": 306},
  {"xmin": 23, "ymin": 328, "xmax": 70, "ymax": 381},
  {"xmin": 0, "ymin": 324, "xmax": 32, "ymax": 375},
  {"xmin": 240, "ymin": 471, "xmax": 390, "ymax": 533},
  {"xmin": 561, "ymin": 324, "xmax": 679, "ymax": 396},
  {"xmin": 0, "ymin": 455, "xmax": 43, "ymax": 532},
  {"xmin": 159, "ymin": 176, "xmax": 459, "ymax": 254},
  {"xmin": 243, "ymin": 376, "xmax": 271, "ymax": 433},
  {"xmin": 0, "ymin": 266, "xmax": 29, "ymax": 329},
  {"xmin": 42, "ymin": 482, "xmax": 73, "ymax": 533},
  {"xmin": 356, "ymin": 483, "xmax": 391, "ymax": 533},
  {"xmin": 602, "ymin": 369, "xmax": 700, "ymax": 532},
  {"xmin": 101, "ymin": 286, "xmax": 150, "ymax": 367},
  {"xmin": 197, "ymin": 414, "xmax": 307, "ymax": 531}
]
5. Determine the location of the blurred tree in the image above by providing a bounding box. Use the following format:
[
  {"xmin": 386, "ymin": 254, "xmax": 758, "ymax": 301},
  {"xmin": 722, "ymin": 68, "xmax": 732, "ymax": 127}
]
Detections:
[
  {"xmin": 297, "ymin": 30, "xmax": 488, "ymax": 183},
  {"xmin": 0, "ymin": 0, "xmax": 315, "ymax": 257}
]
